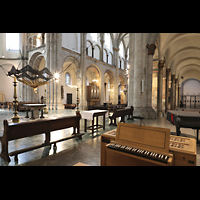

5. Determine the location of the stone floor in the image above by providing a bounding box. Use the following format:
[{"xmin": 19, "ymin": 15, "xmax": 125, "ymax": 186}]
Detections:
[{"xmin": 0, "ymin": 108, "xmax": 199, "ymax": 166}]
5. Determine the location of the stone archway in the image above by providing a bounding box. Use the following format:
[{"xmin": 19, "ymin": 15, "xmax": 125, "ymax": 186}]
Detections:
[
  {"xmin": 104, "ymin": 70, "xmax": 114, "ymax": 103},
  {"xmin": 28, "ymin": 52, "xmax": 46, "ymax": 102},
  {"xmin": 62, "ymin": 60, "xmax": 77, "ymax": 106},
  {"xmin": 118, "ymin": 74, "xmax": 126, "ymax": 104},
  {"xmin": 86, "ymin": 65, "xmax": 101, "ymax": 106}
]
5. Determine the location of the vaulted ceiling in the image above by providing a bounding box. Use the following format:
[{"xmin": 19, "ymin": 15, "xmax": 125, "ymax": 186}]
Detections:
[
  {"xmin": 158, "ymin": 33, "xmax": 200, "ymax": 83},
  {"xmin": 114, "ymin": 33, "xmax": 200, "ymax": 83}
]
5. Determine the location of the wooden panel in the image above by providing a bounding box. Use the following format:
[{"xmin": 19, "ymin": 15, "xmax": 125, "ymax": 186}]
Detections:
[
  {"xmin": 101, "ymin": 127, "xmax": 196, "ymax": 166},
  {"xmin": 173, "ymin": 152, "xmax": 196, "ymax": 166},
  {"xmin": 101, "ymin": 129, "xmax": 117, "ymax": 166},
  {"xmin": 0, "ymin": 92, "xmax": 4, "ymax": 102},
  {"xmin": 169, "ymin": 135, "xmax": 196, "ymax": 155},
  {"xmin": 115, "ymin": 123, "xmax": 170, "ymax": 153}
]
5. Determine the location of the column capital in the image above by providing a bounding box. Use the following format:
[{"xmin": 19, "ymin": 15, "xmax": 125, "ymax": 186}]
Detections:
[
  {"xmin": 158, "ymin": 60, "xmax": 165, "ymax": 68},
  {"xmin": 166, "ymin": 68, "xmax": 171, "ymax": 76},
  {"xmin": 100, "ymin": 39, "xmax": 105, "ymax": 44},
  {"xmin": 113, "ymin": 47, "xmax": 120, "ymax": 52},
  {"xmin": 146, "ymin": 44, "xmax": 156, "ymax": 55},
  {"xmin": 171, "ymin": 74, "xmax": 176, "ymax": 80}
]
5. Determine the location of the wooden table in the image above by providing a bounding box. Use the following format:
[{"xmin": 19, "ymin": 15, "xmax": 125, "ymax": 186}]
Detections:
[
  {"xmin": 23, "ymin": 104, "xmax": 46, "ymax": 119},
  {"xmin": 81, "ymin": 110, "xmax": 108, "ymax": 136}
]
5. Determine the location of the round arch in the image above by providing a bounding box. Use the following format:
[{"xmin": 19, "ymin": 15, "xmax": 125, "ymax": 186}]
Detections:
[{"xmin": 104, "ymin": 69, "xmax": 115, "ymax": 103}]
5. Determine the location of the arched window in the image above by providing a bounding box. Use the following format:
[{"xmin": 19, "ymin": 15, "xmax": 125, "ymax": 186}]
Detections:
[
  {"xmin": 105, "ymin": 33, "xmax": 111, "ymax": 50},
  {"xmin": 91, "ymin": 33, "xmax": 97, "ymax": 42},
  {"xmin": 36, "ymin": 33, "xmax": 42, "ymax": 47},
  {"xmin": 65, "ymin": 73, "xmax": 71, "ymax": 85},
  {"xmin": 6, "ymin": 33, "xmax": 20, "ymax": 51},
  {"xmin": 119, "ymin": 42, "xmax": 124, "ymax": 58}
]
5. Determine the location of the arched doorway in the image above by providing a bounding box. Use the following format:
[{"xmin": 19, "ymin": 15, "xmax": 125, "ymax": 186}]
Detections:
[
  {"xmin": 104, "ymin": 70, "xmax": 114, "ymax": 104},
  {"xmin": 180, "ymin": 78, "xmax": 200, "ymax": 108},
  {"xmin": 86, "ymin": 65, "xmax": 100, "ymax": 106},
  {"xmin": 118, "ymin": 74, "xmax": 126, "ymax": 104},
  {"xmin": 28, "ymin": 53, "xmax": 46, "ymax": 102},
  {"xmin": 62, "ymin": 60, "xmax": 77, "ymax": 106}
]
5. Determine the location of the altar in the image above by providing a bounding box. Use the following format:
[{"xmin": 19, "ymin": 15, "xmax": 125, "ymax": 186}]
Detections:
[
  {"xmin": 23, "ymin": 104, "xmax": 46, "ymax": 119},
  {"xmin": 81, "ymin": 110, "xmax": 108, "ymax": 136}
]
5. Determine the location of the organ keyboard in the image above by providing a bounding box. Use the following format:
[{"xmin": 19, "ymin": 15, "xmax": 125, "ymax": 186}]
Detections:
[
  {"xmin": 102, "ymin": 122, "xmax": 173, "ymax": 166},
  {"xmin": 107, "ymin": 142, "xmax": 170, "ymax": 164},
  {"xmin": 101, "ymin": 124, "xmax": 196, "ymax": 166}
]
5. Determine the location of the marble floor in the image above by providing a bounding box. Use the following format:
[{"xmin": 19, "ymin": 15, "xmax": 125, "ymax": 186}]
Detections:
[{"xmin": 0, "ymin": 108, "xmax": 199, "ymax": 166}]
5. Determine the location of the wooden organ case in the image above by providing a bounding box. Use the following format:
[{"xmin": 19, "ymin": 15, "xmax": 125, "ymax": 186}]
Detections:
[
  {"xmin": 102, "ymin": 123, "xmax": 174, "ymax": 166},
  {"xmin": 101, "ymin": 124, "xmax": 196, "ymax": 166},
  {"xmin": 87, "ymin": 82, "xmax": 100, "ymax": 106}
]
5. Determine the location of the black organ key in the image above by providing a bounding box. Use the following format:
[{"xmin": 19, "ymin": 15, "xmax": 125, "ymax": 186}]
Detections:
[{"xmin": 107, "ymin": 143, "xmax": 169, "ymax": 164}]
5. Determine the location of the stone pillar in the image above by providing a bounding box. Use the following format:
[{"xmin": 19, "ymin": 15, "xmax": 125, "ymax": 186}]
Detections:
[
  {"xmin": 80, "ymin": 33, "xmax": 87, "ymax": 110},
  {"xmin": 175, "ymin": 78, "xmax": 178, "ymax": 109},
  {"xmin": 55, "ymin": 33, "xmax": 64, "ymax": 109},
  {"xmin": 100, "ymin": 71, "xmax": 105, "ymax": 105},
  {"xmin": 170, "ymin": 74, "xmax": 175, "ymax": 110},
  {"xmin": 128, "ymin": 33, "xmax": 134, "ymax": 108},
  {"xmin": 132, "ymin": 34, "xmax": 143, "ymax": 110},
  {"xmin": 129, "ymin": 33, "xmax": 154, "ymax": 119},
  {"xmin": 100, "ymin": 33, "xmax": 104, "ymax": 61},
  {"xmin": 165, "ymin": 68, "xmax": 171, "ymax": 112},
  {"xmin": 157, "ymin": 60, "xmax": 165, "ymax": 117},
  {"xmin": 21, "ymin": 33, "xmax": 28, "ymax": 102},
  {"xmin": 46, "ymin": 33, "xmax": 51, "ymax": 110},
  {"xmin": 113, "ymin": 47, "xmax": 119, "ymax": 104},
  {"xmin": 50, "ymin": 33, "xmax": 55, "ymax": 110},
  {"xmin": 146, "ymin": 44, "xmax": 156, "ymax": 118},
  {"xmin": 178, "ymin": 85, "xmax": 181, "ymax": 108}
]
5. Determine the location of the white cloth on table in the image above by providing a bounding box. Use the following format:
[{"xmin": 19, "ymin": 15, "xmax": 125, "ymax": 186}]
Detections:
[{"xmin": 81, "ymin": 110, "xmax": 108, "ymax": 120}]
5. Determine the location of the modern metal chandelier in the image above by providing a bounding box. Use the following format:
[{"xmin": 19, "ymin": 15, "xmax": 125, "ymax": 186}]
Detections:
[{"xmin": 7, "ymin": 65, "xmax": 54, "ymax": 93}]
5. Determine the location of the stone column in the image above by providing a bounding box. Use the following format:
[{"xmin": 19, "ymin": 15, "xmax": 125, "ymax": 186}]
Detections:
[
  {"xmin": 157, "ymin": 60, "xmax": 165, "ymax": 117},
  {"xmin": 170, "ymin": 74, "xmax": 175, "ymax": 110},
  {"xmin": 178, "ymin": 85, "xmax": 181, "ymax": 109},
  {"xmin": 21, "ymin": 33, "xmax": 28, "ymax": 102},
  {"xmin": 55, "ymin": 33, "xmax": 64, "ymax": 109},
  {"xmin": 132, "ymin": 34, "xmax": 143, "ymax": 110},
  {"xmin": 50, "ymin": 33, "xmax": 55, "ymax": 110},
  {"xmin": 100, "ymin": 71, "xmax": 105, "ymax": 105},
  {"xmin": 165, "ymin": 68, "xmax": 171, "ymax": 112},
  {"xmin": 100, "ymin": 33, "xmax": 104, "ymax": 62},
  {"xmin": 175, "ymin": 78, "xmax": 178, "ymax": 109},
  {"xmin": 80, "ymin": 33, "xmax": 87, "ymax": 110},
  {"xmin": 46, "ymin": 33, "xmax": 51, "ymax": 110},
  {"xmin": 146, "ymin": 44, "xmax": 156, "ymax": 118},
  {"xmin": 113, "ymin": 47, "xmax": 119, "ymax": 104},
  {"xmin": 129, "ymin": 33, "xmax": 154, "ymax": 119}
]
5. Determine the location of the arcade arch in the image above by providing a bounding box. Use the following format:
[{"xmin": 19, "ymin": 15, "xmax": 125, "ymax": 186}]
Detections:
[{"xmin": 104, "ymin": 70, "xmax": 114, "ymax": 103}]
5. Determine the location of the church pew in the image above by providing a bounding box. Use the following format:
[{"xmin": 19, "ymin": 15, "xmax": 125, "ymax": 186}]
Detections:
[
  {"xmin": 109, "ymin": 106, "xmax": 134, "ymax": 126},
  {"xmin": 0, "ymin": 115, "xmax": 83, "ymax": 162}
]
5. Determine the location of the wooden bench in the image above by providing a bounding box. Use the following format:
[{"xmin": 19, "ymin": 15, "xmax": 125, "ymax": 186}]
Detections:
[
  {"xmin": 109, "ymin": 106, "xmax": 134, "ymax": 126},
  {"xmin": 64, "ymin": 104, "xmax": 76, "ymax": 109},
  {"xmin": 0, "ymin": 115, "xmax": 83, "ymax": 163}
]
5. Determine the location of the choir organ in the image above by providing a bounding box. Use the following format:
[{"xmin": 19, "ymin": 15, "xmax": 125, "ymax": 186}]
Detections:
[
  {"xmin": 87, "ymin": 82, "xmax": 99, "ymax": 106},
  {"xmin": 102, "ymin": 123, "xmax": 173, "ymax": 166},
  {"xmin": 101, "ymin": 123, "xmax": 196, "ymax": 166}
]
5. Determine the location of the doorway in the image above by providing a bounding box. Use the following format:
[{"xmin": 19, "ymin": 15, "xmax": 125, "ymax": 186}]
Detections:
[{"xmin": 67, "ymin": 93, "xmax": 72, "ymax": 104}]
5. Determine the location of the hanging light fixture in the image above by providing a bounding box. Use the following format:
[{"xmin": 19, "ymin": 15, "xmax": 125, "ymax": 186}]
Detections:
[{"xmin": 7, "ymin": 65, "xmax": 54, "ymax": 93}]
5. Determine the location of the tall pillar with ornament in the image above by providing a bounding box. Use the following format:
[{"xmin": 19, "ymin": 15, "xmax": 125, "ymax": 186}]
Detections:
[{"xmin": 157, "ymin": 60, "xmax": 165, "ymax": 117}]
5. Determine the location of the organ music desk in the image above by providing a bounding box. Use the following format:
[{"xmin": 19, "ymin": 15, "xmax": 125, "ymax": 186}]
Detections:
[{"xmin": 101, "ymin": 123, "xmax": 196, "ymax": 166}]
